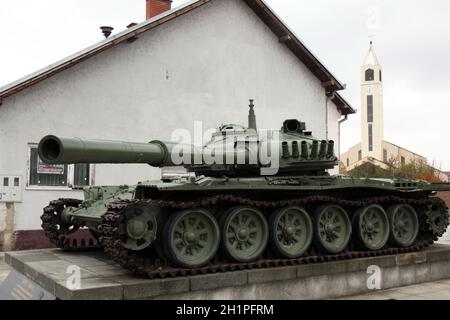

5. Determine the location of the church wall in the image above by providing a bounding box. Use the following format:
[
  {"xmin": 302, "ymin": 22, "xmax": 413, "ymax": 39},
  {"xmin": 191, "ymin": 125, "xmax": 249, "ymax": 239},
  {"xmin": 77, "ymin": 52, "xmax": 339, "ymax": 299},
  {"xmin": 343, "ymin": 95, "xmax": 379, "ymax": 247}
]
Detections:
[
  {"xmin": 382, "ymin": 141, "xmax": 427, "ymax": 166},
  {"xmin": 341, "ymin": 143, "xmax": 361, "ymax": 171}
]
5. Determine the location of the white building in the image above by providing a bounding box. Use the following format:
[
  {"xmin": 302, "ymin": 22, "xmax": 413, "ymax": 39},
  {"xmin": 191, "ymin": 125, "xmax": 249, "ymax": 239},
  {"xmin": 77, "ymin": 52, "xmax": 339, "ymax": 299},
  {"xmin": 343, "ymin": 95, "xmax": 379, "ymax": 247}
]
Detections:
[{"xmin": 0, "ymin": 0, "xmax": 353, "ymax": 250}]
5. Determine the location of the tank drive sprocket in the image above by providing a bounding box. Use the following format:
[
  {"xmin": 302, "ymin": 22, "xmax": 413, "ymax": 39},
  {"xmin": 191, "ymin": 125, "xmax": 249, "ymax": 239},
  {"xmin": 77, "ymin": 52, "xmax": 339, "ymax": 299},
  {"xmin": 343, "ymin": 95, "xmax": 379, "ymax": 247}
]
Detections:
[
  {"xmin": 424, "ymin": 200, "xmax": 449, "ymax": 239},
  {"xmin": 41, "ymin": 199, "xmax": 102, "ymax": 251}
]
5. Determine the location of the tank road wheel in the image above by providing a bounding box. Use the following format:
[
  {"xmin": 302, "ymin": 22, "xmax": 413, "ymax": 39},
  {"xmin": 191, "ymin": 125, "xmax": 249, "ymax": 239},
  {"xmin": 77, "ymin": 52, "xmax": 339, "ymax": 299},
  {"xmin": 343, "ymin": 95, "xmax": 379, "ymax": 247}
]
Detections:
[
  {"xmin": 163, "ymin": 209, "xmax": 220, "ymax": 268},
  {"xmin": 354, "ymin": 205, "xmax": 390, "ymax": 251},
  {"xmin": 388, "ymin": 204, "xmax": 419, "ymax": 247},
  {"xmin": 119, "ymin": 204, "xmax": 158, "ymax": 251},
  {"xmin": 269, "ymin": 207, "xmax": 313, "ymax": 258},
  {"xmin": 313, "ymin": 205, "xmax": 352, "ymax": 254},
  {"xmin": 220, "ymin": 206, "xmax": 269, "ymax": 263}
]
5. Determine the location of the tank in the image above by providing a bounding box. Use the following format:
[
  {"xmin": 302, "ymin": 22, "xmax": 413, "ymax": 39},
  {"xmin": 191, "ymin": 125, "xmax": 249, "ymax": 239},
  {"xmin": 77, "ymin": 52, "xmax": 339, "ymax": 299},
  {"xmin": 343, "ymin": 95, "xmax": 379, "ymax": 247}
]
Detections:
[{"xmin": 39, "ymin": 100, "xmax": 450, "ymax": 278}]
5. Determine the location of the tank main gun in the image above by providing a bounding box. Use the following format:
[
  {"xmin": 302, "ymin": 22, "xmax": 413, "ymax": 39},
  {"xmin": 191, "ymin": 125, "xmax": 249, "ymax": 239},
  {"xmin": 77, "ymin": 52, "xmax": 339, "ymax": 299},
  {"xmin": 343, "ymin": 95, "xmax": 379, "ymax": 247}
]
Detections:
[{"xmin": 38, "ymin": 135, "xmax": 183, "ymax": 167}]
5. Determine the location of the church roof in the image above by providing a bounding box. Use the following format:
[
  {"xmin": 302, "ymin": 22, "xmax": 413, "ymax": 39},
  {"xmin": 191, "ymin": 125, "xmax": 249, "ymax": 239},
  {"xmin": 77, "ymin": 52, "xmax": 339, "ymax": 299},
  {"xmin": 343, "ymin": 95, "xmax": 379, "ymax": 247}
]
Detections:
[
  {"xmin": 0, "ymin": 0, "xmax": 354, "ymax": 114},
  {"xmin": 363, "ymin": 42, "xmax": 380, "ymax": 66}
]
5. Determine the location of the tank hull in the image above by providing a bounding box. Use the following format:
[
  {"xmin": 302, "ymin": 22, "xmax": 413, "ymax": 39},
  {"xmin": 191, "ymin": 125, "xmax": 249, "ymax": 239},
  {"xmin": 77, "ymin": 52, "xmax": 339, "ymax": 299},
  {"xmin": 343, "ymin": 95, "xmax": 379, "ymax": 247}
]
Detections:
[
  {"xmin": 53, "ymin": 175, "xmax": 443, "ymax": 224},
  {"xmin": 41, "ymin": 175, "xmax": 450, "ymax": 278}
]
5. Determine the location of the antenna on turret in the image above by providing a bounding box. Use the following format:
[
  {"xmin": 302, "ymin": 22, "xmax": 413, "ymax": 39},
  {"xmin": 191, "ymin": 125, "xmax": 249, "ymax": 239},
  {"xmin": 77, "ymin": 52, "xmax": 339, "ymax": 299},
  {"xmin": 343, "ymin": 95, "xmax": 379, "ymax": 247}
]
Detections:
[{"xmin": 248, "ymin": 99, "xmax": 257, "ymax": 130}]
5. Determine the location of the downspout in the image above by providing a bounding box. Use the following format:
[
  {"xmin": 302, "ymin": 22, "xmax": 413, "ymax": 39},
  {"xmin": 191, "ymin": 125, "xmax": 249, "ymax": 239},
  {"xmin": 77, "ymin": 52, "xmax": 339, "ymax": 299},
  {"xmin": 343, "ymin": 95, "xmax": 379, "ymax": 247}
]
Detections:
[{"xmin": 338, "ymin": 114, "xmax": 349, "ymax": 160}]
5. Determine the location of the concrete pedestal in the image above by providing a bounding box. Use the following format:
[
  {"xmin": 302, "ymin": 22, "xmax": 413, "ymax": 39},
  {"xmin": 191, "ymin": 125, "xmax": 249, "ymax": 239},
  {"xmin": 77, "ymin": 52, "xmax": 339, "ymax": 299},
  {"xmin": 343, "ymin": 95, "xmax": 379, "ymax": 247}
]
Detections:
[{"xmin": 4, "ymin": 245, "xmax": 450, "ymax": 300}]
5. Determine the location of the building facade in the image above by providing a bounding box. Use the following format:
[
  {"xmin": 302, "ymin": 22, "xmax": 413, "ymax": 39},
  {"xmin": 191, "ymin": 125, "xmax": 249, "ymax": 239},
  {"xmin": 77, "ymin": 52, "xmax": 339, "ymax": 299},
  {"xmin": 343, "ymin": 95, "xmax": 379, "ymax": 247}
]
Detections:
[{"xmin": 0, "ymin": 0, "xmax": 353, "ymax": 250}]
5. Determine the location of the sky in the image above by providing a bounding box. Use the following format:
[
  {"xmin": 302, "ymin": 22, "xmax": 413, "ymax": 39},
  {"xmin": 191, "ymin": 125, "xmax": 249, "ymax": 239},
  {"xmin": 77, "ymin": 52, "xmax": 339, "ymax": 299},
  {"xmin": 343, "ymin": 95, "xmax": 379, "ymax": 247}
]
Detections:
[{"xmin": 1, "ymin": 0, "xmax": 449, "ymax": 170}]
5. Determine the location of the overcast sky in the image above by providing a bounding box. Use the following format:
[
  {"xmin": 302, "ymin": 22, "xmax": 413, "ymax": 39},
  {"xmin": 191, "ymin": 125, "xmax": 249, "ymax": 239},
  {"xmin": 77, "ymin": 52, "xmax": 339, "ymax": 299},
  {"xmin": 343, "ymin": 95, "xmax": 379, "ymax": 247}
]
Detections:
[{"xmin": 1, "ymin": 0, "xmax": 449, "ymax": 170}]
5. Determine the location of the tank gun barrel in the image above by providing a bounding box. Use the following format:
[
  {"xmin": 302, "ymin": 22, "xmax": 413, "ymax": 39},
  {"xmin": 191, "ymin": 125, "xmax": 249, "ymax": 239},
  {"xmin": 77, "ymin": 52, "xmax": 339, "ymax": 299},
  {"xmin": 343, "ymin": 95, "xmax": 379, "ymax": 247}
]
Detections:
[{"xmin": 38, "ymin": 135, "xmax": 179, "ymax": 167}]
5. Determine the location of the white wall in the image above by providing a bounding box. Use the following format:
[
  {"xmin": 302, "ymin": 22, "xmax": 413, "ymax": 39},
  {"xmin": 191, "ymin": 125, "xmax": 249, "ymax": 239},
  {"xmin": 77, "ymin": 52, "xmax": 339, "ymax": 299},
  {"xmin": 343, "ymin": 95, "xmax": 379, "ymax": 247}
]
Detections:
[
  {"xmin": 328, "ymin": 100, "xmax": 341, "ymax": 175},
  {"xmin": 0, "ymin": 0, "xmax": 341, "ymax": 230}
]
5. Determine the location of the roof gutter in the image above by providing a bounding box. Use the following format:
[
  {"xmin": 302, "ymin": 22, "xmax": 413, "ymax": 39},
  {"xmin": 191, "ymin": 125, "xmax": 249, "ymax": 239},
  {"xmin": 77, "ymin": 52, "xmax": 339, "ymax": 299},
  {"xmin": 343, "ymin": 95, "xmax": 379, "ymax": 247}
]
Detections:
[{"xmin": 338, "ymin": 114, "xmax": 348, "ymax": 124}]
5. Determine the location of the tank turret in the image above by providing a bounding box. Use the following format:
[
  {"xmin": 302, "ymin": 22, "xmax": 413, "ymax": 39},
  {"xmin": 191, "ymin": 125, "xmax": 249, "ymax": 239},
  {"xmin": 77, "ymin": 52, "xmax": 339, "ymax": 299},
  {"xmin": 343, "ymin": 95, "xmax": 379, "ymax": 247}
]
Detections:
[{"xmin": 39, "ymin": 101, "xmax": 337, "ymax": 176}]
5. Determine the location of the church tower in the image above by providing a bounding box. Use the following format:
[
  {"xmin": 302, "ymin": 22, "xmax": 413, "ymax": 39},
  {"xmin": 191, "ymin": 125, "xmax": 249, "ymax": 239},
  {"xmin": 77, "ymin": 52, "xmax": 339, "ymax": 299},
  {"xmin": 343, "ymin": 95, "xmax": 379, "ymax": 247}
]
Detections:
[
  {"xmin": 341, "ymin": 42, "xmax": 428, "ymax": 172},
  {"xmin": 360, "ymin": 42, "xmax": 384, "ymax": 160}
]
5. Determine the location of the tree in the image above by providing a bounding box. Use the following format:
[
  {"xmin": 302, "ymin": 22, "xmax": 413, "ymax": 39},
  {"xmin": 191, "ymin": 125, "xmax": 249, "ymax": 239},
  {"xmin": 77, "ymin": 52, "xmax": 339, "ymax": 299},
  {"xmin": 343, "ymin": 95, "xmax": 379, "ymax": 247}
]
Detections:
[
  {"xmin": 348, "ymin": 158, "xmax": 445, "ymax": 183},
  {"xmin": 347, "ymin": 162, "xmax": 391, "ymax": 179},
  {"xmin": 339, "ymin": 161, "xmax": 348, "ymax": 174}
]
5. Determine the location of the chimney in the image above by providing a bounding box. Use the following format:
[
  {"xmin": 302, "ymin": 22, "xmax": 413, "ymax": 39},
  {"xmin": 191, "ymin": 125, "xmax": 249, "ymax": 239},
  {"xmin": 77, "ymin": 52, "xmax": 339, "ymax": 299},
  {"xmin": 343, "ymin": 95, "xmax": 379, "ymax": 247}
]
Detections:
[
  {"xmin": 146, "ymin": 0, "xmax": 172, "ymax": 20},
  {"xmin": 100, "ymin": 26, "xmax": 114, "ymax": 38}
]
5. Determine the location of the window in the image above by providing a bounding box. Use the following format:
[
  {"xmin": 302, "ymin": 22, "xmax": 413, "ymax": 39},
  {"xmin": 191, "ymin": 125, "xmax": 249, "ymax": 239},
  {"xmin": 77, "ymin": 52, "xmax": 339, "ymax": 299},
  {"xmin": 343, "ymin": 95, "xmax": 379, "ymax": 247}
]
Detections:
[
  {"xmin": 368, "ymin": 124, "xmax": 373, "ymax": 152},
  {"xmin": 358, "ymin": 150, "xmax": 362, "ymax": 161},
  {"xmin": 383, "ymin": 149, "xmax": 388, "ymax": 162},
  {"xmin": 401, "ymin": 156, "xmax": 406, "ymax": 166},
  {"xmin": 28, "ymin": 145, "xmax": 90, "ymax": 188},
  {"xmin": 3, "ymin": 177, "xmax": 8, "ymax": 186},
  {"xmin": 29, "ymin": 147, "xmax": 68, "ymax": 186},
  {"xmin": 347, "ymin": 158, "xmax": 349, "ymax": 167},
  {"xmin": 74, "ymin": 164, "xmax": 90, "ymax": 187},
  {"xmin": 379, "ymin": 70, "xmax": 382, "ymax": 82},
  {"xmin": 365, "ymin": 69, "xmax": 374, "ymax": 81},
  {"xmin": 367, "ymin": 95, "xmax": 374, "ymax": 123}
]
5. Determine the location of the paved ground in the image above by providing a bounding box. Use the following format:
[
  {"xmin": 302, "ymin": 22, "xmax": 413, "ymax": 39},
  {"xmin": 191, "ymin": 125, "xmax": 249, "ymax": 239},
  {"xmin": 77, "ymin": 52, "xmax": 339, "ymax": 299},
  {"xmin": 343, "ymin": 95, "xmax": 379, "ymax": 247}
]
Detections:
[
  {"xmin": 0, "ymin": 253, "xmax": 10, "ymax": 284},
  {"xmin": 1, "ymin": 229, "xmax": 450, "ymax": 299},
  {"xmin": 339, "ymin": 279, "xmax": 450, "ymax": 300},
  {"xmin": 340, "ymin": 229, "xmax": 450, "ymax": 300}
]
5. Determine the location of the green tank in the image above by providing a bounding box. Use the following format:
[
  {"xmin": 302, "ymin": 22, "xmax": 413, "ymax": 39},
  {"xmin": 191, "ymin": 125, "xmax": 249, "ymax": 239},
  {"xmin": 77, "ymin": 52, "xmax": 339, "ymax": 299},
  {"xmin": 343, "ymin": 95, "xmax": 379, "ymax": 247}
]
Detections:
[{"xmin": 39, "ymin": 100, "xmax": 450, "ymax": 278}]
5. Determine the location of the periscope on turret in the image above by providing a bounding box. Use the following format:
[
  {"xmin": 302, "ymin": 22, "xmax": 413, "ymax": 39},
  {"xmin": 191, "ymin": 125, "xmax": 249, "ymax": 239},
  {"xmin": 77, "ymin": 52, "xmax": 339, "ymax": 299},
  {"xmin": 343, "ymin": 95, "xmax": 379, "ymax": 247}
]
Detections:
[{"xmin": 38, "ymin": 100, "xmax": 450, "ymax": 278}]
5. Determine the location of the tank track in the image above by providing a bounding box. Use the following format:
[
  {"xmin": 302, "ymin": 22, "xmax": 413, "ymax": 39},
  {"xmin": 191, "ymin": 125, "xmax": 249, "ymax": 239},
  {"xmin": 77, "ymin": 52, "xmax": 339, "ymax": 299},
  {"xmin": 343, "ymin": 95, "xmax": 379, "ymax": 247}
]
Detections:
[
  {"xmin": 97, "ymin": 194, "xmax": 445, "ymax": 279},
  {"xmin": 41, "ymin": 199, "xmax": 102, "ymax": 251}
]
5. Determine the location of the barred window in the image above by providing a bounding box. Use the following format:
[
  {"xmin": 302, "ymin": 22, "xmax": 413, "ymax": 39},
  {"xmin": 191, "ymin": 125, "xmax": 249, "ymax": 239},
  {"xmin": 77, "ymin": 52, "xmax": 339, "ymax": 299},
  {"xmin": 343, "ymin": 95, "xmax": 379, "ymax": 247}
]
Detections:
[
  {"xmin": 383, "ymin": 149, "xmax": 388, "ymax": 162},
  {"xmin": 74, "ymin": 164, "xmax": 90, "ymax": 187},
  {"xmin": 368, "ymin": 124, "xmax": 373, "ymax": 152},
  {"xmin": 29, "ymin": 147, "xmax": 68, "ymax": 186},
  {"xmin": 28, "ymin": 146, "xmax": 90, "ymax": 188}
]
